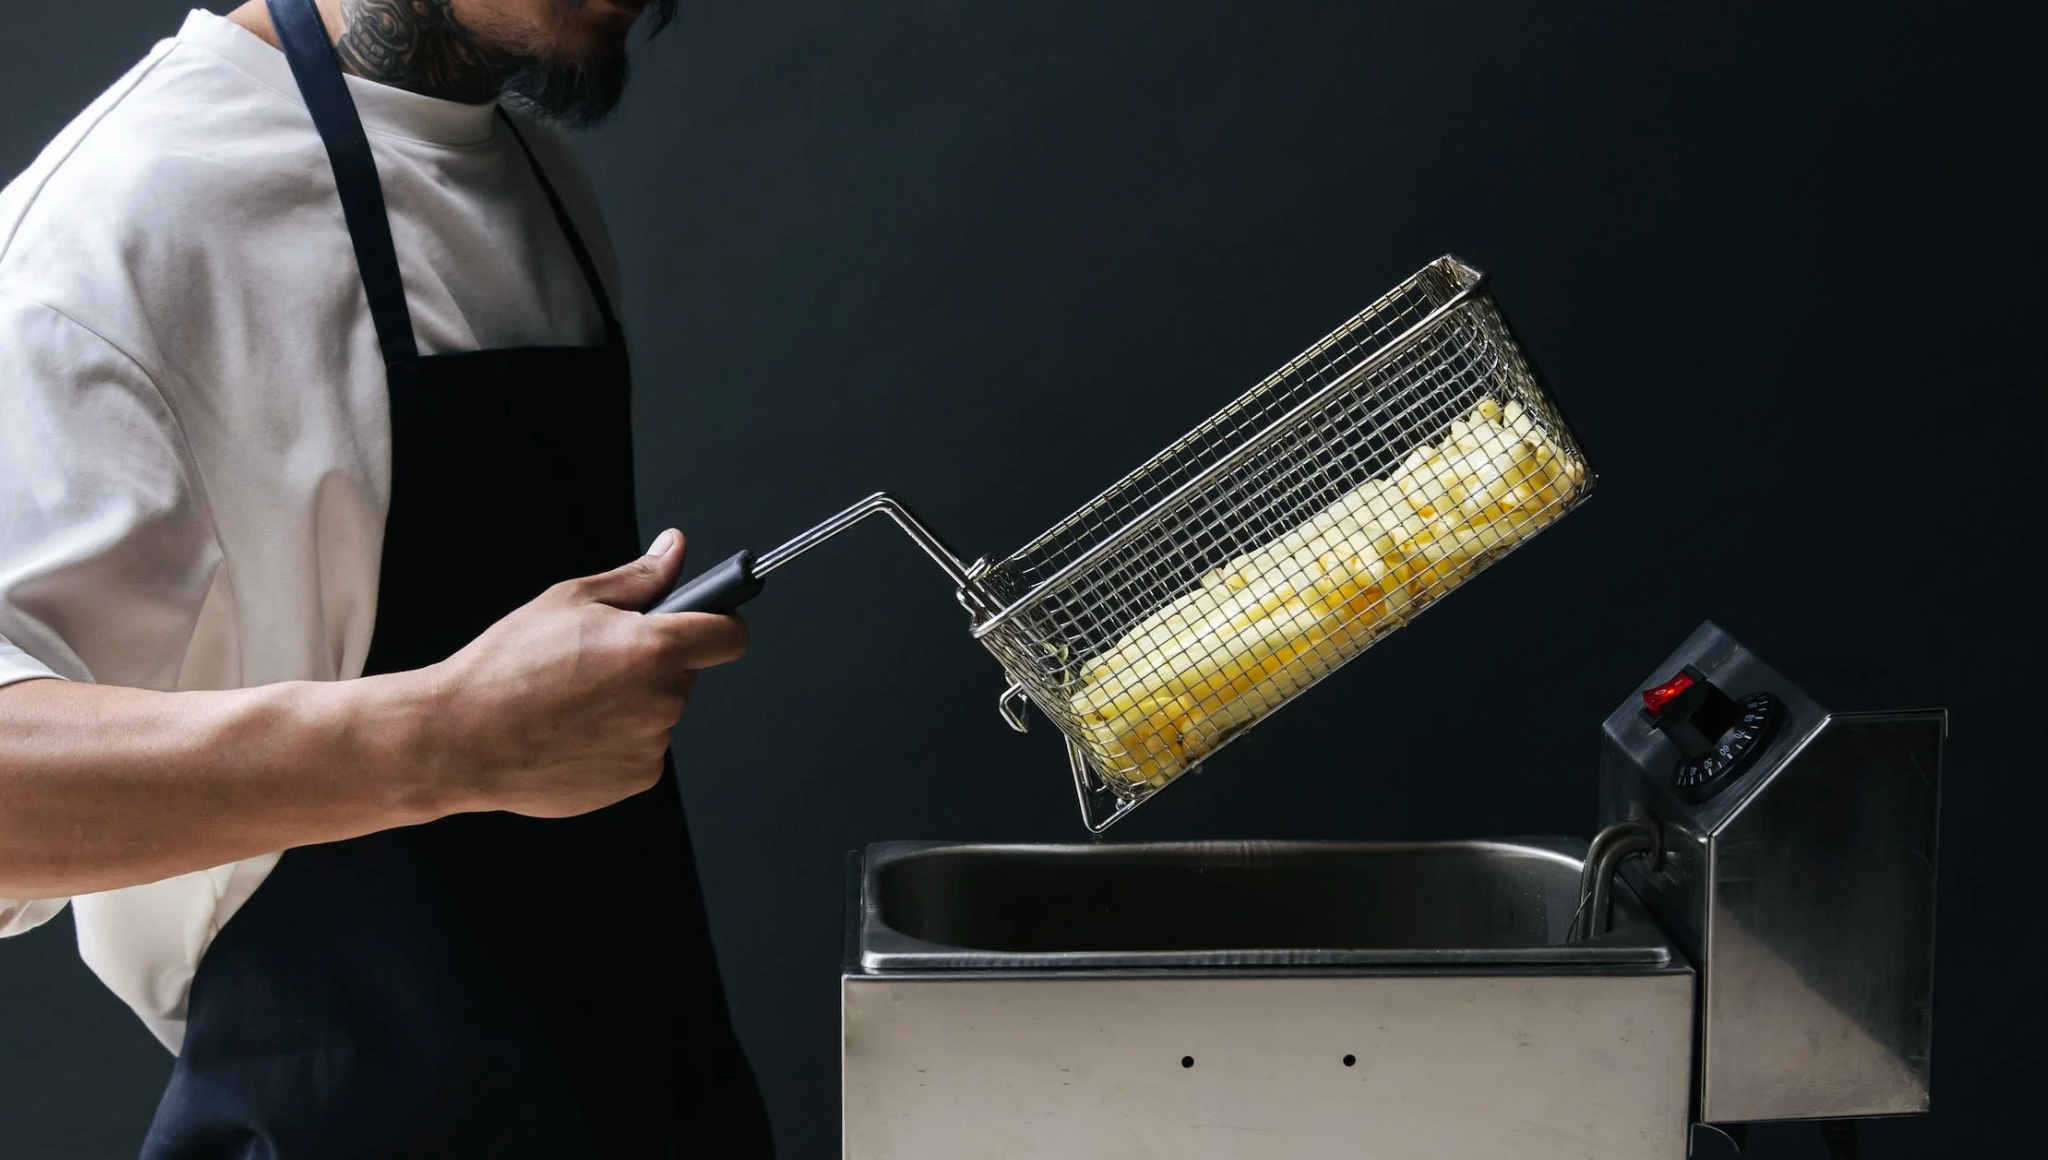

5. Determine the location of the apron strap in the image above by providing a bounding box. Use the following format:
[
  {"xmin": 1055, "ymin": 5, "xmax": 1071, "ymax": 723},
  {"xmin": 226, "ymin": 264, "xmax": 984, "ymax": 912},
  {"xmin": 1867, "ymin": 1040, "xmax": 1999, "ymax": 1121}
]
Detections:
[
  {"xmin": 496, "ymin": 110, "xmax": 625, "ymax": 341},
  {"xmin": 267, "ymin": 0, "xmax": 624, "ymax": 360},
  {"xmin": 265, "ymin": 0, "xmax": 419, "ymax": 364}
]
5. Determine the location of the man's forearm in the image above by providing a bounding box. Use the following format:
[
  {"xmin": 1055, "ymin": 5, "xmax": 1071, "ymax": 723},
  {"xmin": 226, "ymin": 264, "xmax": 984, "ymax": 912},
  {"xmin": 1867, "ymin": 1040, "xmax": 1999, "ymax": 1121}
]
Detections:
[
  {"xmin": 0, "ymin": 533, "xmax": 747, "ymax": 900},
  {"xmin": 0, "ymin": 673, "xmax": 455, "ymax": 898}
]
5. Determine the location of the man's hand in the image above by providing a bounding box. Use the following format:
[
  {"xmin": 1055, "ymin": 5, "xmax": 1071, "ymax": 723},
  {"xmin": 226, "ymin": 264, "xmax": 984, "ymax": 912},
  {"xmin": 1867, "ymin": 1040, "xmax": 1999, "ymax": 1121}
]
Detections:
[{"xmin": 425, "ymin": 530, "xmax": 748, "ymax": 818}]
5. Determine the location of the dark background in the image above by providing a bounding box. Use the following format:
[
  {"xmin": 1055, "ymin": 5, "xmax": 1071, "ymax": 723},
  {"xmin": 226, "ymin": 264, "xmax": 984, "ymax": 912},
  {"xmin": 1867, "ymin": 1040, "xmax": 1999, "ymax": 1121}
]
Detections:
[{"xmin": 2, "ymin": 1, "xmax": 2043, "ymax": 1157}]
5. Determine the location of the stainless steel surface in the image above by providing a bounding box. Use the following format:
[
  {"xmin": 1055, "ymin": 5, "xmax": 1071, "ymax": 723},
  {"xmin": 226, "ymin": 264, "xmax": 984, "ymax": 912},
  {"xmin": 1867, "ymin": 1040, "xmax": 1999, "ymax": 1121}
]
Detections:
[
  {"xmin": 1569, "ymin": 819, "xmax": 1660, "ymax": 940},
  {"xmin": 970, "ymin": 255, "xmax": 1596, "ymax": 829},
  {"xmin": 1599, "ymin": 621, "xmax": 1944, "ymax": 1123},
  {"xmin": 859, "ymin": 838, "xmax": 1672, "ymax": 971},
  {"xmin": 844, "ymin": 841, "xmax": 1694, "ymax": 1159},
  {"xmin": 844, "ymin": 973, "xmax": 1694, "ymax": 1160}
]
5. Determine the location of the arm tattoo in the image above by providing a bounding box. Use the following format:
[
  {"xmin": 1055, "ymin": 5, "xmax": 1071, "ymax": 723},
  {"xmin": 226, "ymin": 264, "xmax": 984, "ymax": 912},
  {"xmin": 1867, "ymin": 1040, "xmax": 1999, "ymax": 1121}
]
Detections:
[{"xmin": 335, "ymin": 0, "xmax": 513, "ymax": 105}]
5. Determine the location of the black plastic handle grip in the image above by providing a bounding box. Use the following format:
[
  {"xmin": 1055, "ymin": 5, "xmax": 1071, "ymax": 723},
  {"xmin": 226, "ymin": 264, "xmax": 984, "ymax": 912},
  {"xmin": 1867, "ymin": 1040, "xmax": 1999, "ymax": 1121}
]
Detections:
[{"xmin": 648, "ymin": 550, "xmax": 764, "ymax": 615}]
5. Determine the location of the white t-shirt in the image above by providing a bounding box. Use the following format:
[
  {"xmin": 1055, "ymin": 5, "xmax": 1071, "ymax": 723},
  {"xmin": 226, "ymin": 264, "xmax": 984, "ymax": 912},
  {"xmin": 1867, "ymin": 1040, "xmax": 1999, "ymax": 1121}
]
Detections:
[{"xmin": 0, "ymin": 10, "xmax": 624, "ymax": 1051}]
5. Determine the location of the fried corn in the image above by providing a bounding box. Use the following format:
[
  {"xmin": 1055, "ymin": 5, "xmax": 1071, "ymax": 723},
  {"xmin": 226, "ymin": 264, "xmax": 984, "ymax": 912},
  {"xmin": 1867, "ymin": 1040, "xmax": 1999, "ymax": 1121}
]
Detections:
[{"xmin": 1070, "ymin": 398, "xmax": 1584, "ymax": 791}]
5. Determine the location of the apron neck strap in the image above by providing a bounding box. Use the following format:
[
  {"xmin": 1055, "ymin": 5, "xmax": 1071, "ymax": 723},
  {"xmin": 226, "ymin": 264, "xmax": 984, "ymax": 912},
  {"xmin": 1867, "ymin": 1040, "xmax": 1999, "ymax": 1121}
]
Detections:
[
  {"xmin": 265, "ymin": 0, "xmax": 418, "ymax": 364},
  {"xmin": 264, "ymin": 0, "xmax": 625, "ymax": 363},
  {"xmin": 496, "ymin": 110, "xmax": 624, "ymax": 342}
]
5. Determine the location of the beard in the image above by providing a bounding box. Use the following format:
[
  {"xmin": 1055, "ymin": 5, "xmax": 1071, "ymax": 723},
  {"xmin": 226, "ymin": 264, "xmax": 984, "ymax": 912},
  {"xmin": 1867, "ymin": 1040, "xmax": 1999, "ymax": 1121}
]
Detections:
[{"xmin": 497, "ymin": 0, "xmax": 679, "ymax": 127}]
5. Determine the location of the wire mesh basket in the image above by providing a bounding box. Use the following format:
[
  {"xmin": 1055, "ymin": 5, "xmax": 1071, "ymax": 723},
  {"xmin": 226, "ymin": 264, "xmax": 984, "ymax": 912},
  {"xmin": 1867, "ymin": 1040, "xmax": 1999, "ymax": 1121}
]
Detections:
[
  {"xmin": 656, "ymin": 255, "xmax": 1595, "ymax": 831},
  {"xmin": 969, "ymin": 255, "xmax": 1595, "ymax": 829}
]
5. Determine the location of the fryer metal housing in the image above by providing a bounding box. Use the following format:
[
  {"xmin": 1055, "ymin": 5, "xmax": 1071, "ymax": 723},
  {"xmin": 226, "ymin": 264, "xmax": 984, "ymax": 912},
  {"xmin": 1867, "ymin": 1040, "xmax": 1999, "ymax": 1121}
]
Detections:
[
  {"xmin": 843, "ymin": 840, "xmax": 1694, "ymax": 1160},
  {"xmin": 843, "ymin": 624, "xmax": 1947, "ymax": 1155},
  {"xmin": 1599, "ymin": 621, "xmax": 1943, "ymax": 1123}
]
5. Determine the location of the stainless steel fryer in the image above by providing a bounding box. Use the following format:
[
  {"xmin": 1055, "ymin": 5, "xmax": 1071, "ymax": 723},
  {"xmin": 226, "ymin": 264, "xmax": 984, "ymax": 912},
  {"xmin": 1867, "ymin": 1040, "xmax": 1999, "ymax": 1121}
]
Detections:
[
  {"xmin": 841, "ymin": 622, "xmax": 1944, "ymax": 1159},
  {"xmin": 655, "ymin": 255, "xmax": 1595, "ymax": 830}
]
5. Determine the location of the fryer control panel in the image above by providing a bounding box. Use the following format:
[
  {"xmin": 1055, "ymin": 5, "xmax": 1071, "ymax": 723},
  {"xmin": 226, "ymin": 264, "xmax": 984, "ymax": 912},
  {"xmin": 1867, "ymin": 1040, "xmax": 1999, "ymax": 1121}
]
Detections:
[{"xmin": 1639, "ymin": 664, "xmax": 1786, "ymax": 802}]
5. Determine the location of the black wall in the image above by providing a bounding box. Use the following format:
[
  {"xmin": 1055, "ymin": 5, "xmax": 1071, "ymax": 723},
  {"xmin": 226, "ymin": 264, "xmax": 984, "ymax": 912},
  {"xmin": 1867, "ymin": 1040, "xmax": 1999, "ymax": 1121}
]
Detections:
[{"xmin": 3, "ymin": 3, "xmax": 2043, "ymax": 1157}]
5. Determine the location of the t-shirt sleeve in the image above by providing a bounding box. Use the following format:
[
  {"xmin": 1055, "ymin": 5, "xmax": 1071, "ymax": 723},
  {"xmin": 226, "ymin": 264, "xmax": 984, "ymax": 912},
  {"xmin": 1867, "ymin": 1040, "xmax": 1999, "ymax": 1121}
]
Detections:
[{"xmin": 0, "ymin": 292, "xmax": 222, "ymax": 937}]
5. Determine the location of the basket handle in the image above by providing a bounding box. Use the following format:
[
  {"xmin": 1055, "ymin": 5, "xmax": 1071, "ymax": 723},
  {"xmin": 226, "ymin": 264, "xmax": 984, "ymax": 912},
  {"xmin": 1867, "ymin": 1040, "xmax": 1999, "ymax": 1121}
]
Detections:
[{"xmin": 648, "ymin": 550, "xmax": 764, "ymax": 615}]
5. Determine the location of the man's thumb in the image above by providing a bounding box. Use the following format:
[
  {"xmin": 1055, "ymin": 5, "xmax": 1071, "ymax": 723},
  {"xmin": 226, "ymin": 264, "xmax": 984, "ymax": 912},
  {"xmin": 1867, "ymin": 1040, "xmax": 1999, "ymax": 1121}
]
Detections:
[{"xmin": 584, "ymin": 528, "xmax": 684, "ymax": 609}]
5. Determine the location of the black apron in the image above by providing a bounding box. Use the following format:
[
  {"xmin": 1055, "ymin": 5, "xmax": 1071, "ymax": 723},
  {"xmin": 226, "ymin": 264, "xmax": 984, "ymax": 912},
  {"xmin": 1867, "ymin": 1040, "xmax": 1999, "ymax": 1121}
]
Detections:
[{"xmin": 139, "ymin": 2, "xmax": 773, "ymax": 1155}]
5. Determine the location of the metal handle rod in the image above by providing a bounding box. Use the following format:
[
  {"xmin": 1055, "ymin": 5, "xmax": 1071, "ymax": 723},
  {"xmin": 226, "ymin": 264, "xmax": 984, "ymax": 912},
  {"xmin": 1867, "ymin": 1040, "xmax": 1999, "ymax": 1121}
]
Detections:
[
  {"xmin": 649, "ymin": 491, "xmax": 987, "ymax": 618},
  {"xmin": 757, "ymin": 491, "xmax": 978, "ymax": 592}
]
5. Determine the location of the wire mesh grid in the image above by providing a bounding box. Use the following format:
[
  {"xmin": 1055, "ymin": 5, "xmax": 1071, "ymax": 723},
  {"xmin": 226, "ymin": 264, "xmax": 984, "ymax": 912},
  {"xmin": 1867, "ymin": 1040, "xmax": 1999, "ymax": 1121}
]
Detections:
[{"xmin": 968, "ymin": 256, "xmax": 1594, "ymax": 828}]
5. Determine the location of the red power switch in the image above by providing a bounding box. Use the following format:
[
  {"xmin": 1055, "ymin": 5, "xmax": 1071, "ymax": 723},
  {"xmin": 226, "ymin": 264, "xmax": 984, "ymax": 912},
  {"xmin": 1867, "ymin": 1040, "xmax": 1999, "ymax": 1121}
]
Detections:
[{"xmin": 1642, "ymin": 671, "xmax": 1695, "ymax": 716}]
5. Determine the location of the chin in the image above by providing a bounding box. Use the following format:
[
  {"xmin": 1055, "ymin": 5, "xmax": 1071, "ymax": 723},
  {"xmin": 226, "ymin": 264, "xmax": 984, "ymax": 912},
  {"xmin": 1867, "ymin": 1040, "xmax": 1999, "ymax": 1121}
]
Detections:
[{"xmin": 499, "ymin": 0, "xmax": 668, "ymax": 126}]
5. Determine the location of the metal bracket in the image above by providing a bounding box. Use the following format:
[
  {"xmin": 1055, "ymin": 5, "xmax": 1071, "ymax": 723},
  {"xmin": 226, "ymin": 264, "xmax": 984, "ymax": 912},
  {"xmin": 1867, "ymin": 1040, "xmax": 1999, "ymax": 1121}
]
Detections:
[
  {"xmin": 1067, "ymin": 738, "xmax": 1154, "ymax": 834},
  {"xmin": 998, "ymin": 682, "xmax": 1032, "ymax": 734}
]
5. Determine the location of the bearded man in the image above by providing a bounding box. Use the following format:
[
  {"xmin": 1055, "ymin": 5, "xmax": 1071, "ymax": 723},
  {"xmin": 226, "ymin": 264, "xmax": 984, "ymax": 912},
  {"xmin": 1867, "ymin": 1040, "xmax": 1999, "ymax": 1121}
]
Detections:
[{"xmin": 0, "ymin": 3, "xmax": 775, "ymax": 1156}]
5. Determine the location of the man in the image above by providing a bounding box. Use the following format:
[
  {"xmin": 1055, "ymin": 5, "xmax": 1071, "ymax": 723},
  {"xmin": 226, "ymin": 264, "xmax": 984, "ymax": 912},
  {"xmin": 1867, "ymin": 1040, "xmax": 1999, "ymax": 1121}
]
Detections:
[{"xmin": 0, "ymin": 2, "xmax": 774, "ymax": 1156}]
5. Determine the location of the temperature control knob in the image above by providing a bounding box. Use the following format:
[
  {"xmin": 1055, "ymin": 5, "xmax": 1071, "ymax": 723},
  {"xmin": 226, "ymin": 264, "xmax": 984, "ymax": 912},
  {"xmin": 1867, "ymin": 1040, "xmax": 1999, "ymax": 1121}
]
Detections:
[{"xmin": 1640, "ymin": 665, "xmax": 1784, "ymax": 802}]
